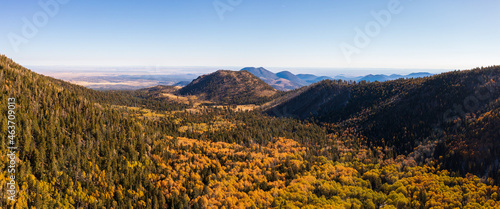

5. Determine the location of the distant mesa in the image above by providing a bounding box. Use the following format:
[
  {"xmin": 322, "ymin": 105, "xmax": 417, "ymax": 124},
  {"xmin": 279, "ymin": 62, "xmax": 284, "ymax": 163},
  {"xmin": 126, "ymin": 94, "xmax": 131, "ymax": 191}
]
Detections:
[
  {"xmin": 296, "ymin": 74, "xmax": 318, "ymax": 81},
  {"xmin": 357, "ymin": 72, "xmax": 433, "ymax": 82},
  {"xmin": 405, "ymin": 72, "xmax": 433, "ymax": 78}
]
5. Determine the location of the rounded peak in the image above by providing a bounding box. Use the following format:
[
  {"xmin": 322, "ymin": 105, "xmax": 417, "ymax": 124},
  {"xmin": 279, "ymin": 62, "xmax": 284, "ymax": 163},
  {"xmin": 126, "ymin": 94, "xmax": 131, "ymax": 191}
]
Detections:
[
  {"xmin": 277, "ymin": 71, "xmax": 294, "ymax": 75},
  {"xmin": 213, "ymin": 69, "xmax": 231, "ymax": 74}
]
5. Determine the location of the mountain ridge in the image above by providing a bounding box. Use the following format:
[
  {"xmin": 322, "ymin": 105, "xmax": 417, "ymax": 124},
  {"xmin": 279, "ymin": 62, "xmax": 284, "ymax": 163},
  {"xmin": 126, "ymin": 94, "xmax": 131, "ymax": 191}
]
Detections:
[
  {"xmin": 266, "ymin": 66, "xmax": 500, "ymax": 182},
  {"xmin": 242, "ymin": 67, "xmax": 433, "ymax": 91}
]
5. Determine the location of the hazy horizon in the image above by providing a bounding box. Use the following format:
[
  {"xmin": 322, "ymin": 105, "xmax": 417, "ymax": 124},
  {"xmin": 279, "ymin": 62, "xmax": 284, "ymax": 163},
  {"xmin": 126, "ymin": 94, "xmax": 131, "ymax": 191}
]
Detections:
[
  {"xmin": 29, "ymin": 65, "xmax": 451, "ymax": 78},
  {"xmin": 2, "ymin": 1, "xmax": 499, "ymax": 71}
]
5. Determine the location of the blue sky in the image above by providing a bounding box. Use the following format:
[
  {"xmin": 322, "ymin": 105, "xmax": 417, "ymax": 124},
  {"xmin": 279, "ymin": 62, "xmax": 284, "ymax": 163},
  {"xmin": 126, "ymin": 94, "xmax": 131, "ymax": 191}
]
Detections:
[{"xmin": 1, "ymin": 0, "xmax": 499, "ymax": 74}]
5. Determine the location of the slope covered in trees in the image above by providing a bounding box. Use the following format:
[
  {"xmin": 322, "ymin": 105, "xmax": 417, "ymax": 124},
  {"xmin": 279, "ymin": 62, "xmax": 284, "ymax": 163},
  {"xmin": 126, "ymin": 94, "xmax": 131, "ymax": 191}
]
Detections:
[
  {"xmin": 267, "ymin": 66, "xmax": 500, "ymax": 183},
  {"xmin": 178, "ymin": 70, "xmax": 277, "ymax": 105},
  {"xmin": 1, "ymin": 54, "xmax": 500, "ymax": 208}
]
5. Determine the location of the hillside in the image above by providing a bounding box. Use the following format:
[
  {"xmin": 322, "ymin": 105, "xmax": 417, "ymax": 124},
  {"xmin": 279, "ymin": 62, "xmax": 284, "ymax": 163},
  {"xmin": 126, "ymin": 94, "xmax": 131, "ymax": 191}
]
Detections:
[
  {"xmin": 0, "ymin": 55, "xmax": 190, "ymax": 207},
  {"xmin": 1, "ymin": 54, "xmax": 500, "ymax": 208},
  {"xmin": 267, "ymin": 66, "xmax": 500, "ymax": 182},
  {"xmin": 0, "ymin": 55, "xmax": 326, "ymax": 208},
  {"xmin": 177, "ymin": 70, "xmax": 277, "ymax": 105}
]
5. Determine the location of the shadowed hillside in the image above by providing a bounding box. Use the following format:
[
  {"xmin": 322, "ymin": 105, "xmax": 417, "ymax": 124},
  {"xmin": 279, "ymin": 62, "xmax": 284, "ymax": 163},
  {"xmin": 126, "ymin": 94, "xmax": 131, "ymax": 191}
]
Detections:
[{"xmin": 267, "ymin": 66, "xmax": 500, "ymax": 182}]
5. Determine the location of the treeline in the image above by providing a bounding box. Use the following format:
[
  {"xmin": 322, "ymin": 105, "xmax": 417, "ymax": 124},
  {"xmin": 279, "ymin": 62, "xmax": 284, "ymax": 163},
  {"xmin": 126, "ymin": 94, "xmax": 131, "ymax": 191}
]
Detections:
[
  {"xmin": 1, "ymin": 54, "xmax": 500, "ymax": 208},
  {"xmin": 0, "ymin": 56, "xmax": 329, "ymax": 208},
  {"xmin": 268, "ymin": 66, "xmax": 500, "ymax": 183}
]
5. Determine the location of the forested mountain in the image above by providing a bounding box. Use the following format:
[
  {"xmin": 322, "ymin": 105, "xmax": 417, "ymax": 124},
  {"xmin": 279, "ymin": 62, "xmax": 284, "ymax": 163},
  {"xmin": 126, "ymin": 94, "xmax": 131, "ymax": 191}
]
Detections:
[
  {"xmin": 1, "ymin": 54, "xmax": 500, "ymax": 208},
  {"xmin": 177, "ymin": 70, "xmax": 277, "ymax": 105},
  {"xmin": 267, "ymin": 66, "xmax": 500, "ymax": 183}
]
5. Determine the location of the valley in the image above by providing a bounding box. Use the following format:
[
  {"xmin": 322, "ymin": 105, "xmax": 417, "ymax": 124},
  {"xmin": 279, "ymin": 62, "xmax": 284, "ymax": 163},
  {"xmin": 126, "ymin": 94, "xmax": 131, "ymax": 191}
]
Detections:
[{"xmin": 1, "ymin": 55, "xmax": 500, "ymax": 208}]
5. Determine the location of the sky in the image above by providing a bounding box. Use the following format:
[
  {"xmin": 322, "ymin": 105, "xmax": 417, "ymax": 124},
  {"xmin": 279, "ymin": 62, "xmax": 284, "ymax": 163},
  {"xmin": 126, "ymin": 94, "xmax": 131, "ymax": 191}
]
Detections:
[{"xmin": 1, "ymin": 0, "xmax": 499, "ymax": 75}]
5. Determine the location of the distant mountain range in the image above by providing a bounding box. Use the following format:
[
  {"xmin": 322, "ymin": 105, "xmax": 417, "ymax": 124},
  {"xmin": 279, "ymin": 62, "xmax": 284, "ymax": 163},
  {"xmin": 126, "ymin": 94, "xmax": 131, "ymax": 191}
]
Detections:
[
  {"xmin": 241, "ymin": 67, "xmax": 317, "ymax": 91},
  {"xmin": 355, "ymin": 72, "xmax": 434, "ymax": 82},
  {"xmin": 52, "ymin": 65, "xmax": 433, "ymax": 91},
  {"xmin": 241, "ymin": 67, "xmax": 433, "ymax": 90}
]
